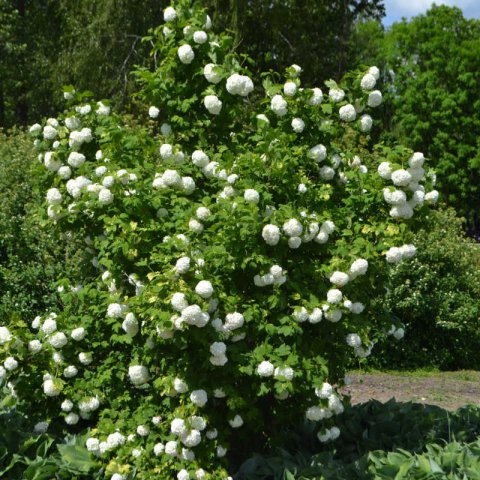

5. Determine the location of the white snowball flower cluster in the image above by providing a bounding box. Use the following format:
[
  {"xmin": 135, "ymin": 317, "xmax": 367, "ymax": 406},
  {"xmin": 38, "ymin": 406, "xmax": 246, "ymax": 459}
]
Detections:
[
  {"xmin": 203, "ymin": 63, "xmax": 221, "ymax": 84},
  {"xmin": 254, "ymin": 265, "xmax": 286, "ymax": 287},
  {"xmin": 149, "ymin": 106, "xmax": 160, "ymax": 118},
  {"xmin": 122, "ymin": 312, "xmax": 139, "ymax": 337},
  {"xmin": 193, "ymin": 30, "xmax": 208, "ymax": 44},
  {"xmin": 339, "ymin": 104, "xmax": 356, "ymax": 122},
  {"xmin": 244, "ymin": 189, "xmax": 260, "ymax": 204},
  {"xmin": 195, "ymin": 280, "xmax": 214, "ymax": 299},
  {"xmin": 368, "ymin": 90, "xmax": 382, "ymax": 107},
  {"xmin": 329, "ymin": 88, "xmax": 345, "ymax": 103},
  {"xmin": 257, "ymin": 360, "xmax": 274, "ymax": 377},
  {"xmin": 226, "ymin": 74, "xmax": 254, "ymax": 96},
  {"xmin": 164, "ymin": 6, "xmax": 177, "ymax": 22},
  {"xmin": 178, "ymin": 44, "xmax": 195, "ymax": 64},
  {"xmin": 153, "ymin": 169, "xmax": 195, "ymax": 194},
  {"xmin": 0, "ymin": 327, "xmax": 12, "ymax": 345},
  {"xmin": 204, "ymin": 95, "xmax": 222, "ymax": 115},
  {"xmin": 283, "ymin": 81, "xmax": 297, "ymax": 97},
  {"xmin": 128, "ymin": 365, "xmax": 149, "ymax": 386},
  {"xmin": 69, "ymin": 128, "xmax": 93, "ymax": 148},
  {"xmin": 271, "ymin": 95, "xmax": 288, "ymax": 116},
  {"xmin": 43, "ymin": 378, "xmax": 62, "ymax": 396},
  {"xmin": 190, "ymin": 389, "xmax": 208, "ymax": 407},
  {"xmin": 360, "ymin": 73, "xmax": 376, "ymax": 90},
  {"xmin": 349, "ymin": 259, "xmax": 369, "ymax": 279},
  {"xmin": 291, "ymin": 117, "xmax": 305, "ymax": 133},
  {"xmin": 309, "ymin": 144, "xmax": 327, "ymax": 162},
  {"xmin": 209, "ymin": 341, "xmax": 227, "ymax": 366},
  {"xmin": 308, "ymin": 87, "xmax": 323, "ymax": 106},
  {"xmin": 385, "ymin": 244, "xmax": 417, "ymax": 263},
  {"xmin": 317, "ymin": 426, "xmax": 341, "ymax": 443},
  {"xmin": 262, "ymin": 224, "xmax": 281, "ymax": 246}
]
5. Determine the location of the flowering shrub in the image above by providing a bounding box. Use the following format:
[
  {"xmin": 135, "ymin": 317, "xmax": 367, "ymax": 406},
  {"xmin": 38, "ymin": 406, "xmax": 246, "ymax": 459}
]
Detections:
[{"xmin": 0, "ymin": 1, "xmax": 438, "ymax": 478}]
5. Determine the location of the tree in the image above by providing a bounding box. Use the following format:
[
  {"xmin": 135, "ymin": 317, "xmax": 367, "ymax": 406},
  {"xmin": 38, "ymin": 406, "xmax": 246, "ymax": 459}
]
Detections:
[{"xmin": 367, "ymin": 6, "xmax": 480, "ymax": 235}]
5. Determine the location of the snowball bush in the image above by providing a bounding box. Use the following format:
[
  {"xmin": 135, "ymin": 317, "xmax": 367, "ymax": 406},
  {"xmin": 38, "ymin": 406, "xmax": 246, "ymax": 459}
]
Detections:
[{"xmin": 3, "ymin": 2, "xmax": 436, "ymax": 479}]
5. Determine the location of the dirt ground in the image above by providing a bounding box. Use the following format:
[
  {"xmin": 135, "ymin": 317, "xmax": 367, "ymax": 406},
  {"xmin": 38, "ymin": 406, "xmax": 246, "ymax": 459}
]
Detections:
[{"xmin": 342, "ymin": 370, "xmax": 480, "ymax": 410}]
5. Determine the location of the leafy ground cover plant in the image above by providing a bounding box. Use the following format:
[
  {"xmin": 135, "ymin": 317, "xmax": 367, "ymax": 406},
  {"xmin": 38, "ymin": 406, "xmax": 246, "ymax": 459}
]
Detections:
[{"xmin": 0, "ymin": 1, "xmax": 437, "ymax": 478}]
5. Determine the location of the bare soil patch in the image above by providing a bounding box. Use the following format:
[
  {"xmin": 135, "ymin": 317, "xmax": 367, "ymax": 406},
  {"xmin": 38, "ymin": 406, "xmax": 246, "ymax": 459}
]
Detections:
[{"xmin": 343, "ymin": 370, "xmax": 480, "ymax": 410}]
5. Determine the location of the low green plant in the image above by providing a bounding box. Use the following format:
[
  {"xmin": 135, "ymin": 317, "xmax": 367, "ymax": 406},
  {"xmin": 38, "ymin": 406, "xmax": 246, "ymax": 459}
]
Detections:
[{"xmin": 368, "ymin": 208, "xmax": 480, "ymax": 370}]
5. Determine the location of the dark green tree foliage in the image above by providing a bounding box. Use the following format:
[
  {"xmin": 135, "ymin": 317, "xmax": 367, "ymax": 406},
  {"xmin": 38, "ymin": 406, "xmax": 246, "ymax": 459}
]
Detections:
[
  {"xmin": 370, "ymin": 209, "xmax": 480, "ymax": 370},
  {"xmin": 0, "ymin": 0, "xmax": 167, "ymax": 128},
  {"xmin": 376, "ymin": 6, "xmax": 480, "ymax": 235},
  {"xmin": 204, "ymin": 0, "xmax": 385, "ymax": 85}
]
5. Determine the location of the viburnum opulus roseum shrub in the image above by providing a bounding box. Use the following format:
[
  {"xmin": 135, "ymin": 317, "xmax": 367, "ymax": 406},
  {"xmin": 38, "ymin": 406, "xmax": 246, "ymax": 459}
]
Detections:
[{"xmin": 0, "ymin": 1, "xmax": 439, "ymax": 479}]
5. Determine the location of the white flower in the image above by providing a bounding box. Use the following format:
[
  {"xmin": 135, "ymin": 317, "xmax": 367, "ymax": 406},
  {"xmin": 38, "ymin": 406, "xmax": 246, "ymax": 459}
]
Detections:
[
  {"xmin": 306, "ymin": 406, "xmax": 325, "ymax": 421},
  {"xmin": 204, "ymin": 63, "xmax": 222, "ymax": 84},
  {"xmin": 178, "ymin": 44, "xmax": 195, "ymax": 64},
  {"xmin": 46, "ymin": 188, "xmax": 62, "ymax": 205},
  {"xmin": 160, "ymin": 143, "xmax": 174, "ymax": 160},
  {"xmin": 28, "ymin": 339, "xmax": 42, "ymax": 353},
  {"xmin": 315, "ymin": 382, "xmax": 333, "ymax": 399},
  {"xmin": 174, "ymin": 377, "xmax": 188, "ymax": 393},
  {"xmin": 329, "ymin": 88, "xmax": 345, "ymax": 102},
  {"xmin": 71, "ymin": 327, "xmax": 85, "ymax": 341},
  {"xmin": 149, "ymin": 106, "xmax": 160, "ymax": 118},
  {"xmin": 327, "ymin": 289, "xmax": 343, "ymax": 304},
  {"xmin": 217, "ymin": 445, "xmax": 227, "ymax": 457},
  {"xmin": 165, "ymin": 440, "xmax": 178, "ymax": 456},
  {"xmin": 288, "ymin": 236, "xmax": 302, "ymax": 249},
  {"xmin": 391, "ymin": 169, "xmax": 412, "ymax": 187},
  {"xmin": 390, "ymin": 204, "xmax": 414, "ymax": 219},
  {"xmin": 193, "ymin": 30, "xmax": 208, "ymax": 44},
  {"xmin": 384, "ymin": 188, "xmax": 407, "ymax": 205},
  {"xmin": 393, "ymin": 328, "xmax": 405, "ymax": 340},
  {"xmin": 369, "ymin": 66, "xmax": 380, "ymax": 79},
  {"xmin": 409, "ymin": 152, "xmax": 425, "ymax": 168},
  {"xmin": 65, "ymin": 412, "xmax": 79, "ymax": 425},
  {"xmin": 361, "ymin": 73, "xmax": 376, "ymax": 90},
  {"xmin": 339, "ymin": 104, "xmax": 356, "ymax": 122},
  {"xmin": 107, "ymin": 303, "xmax": 124, "ymax": 318},
  {"xmin": 330, "ymin": 271, "xmax": 349, "ymax": 287},
  {"xmin": 283, "ymin": 219, "xmax": 303, "ymax": 237},
  {"xmin": 385, "ymin": 246, "xmax": 403, "ymax": 263},
  {"xmin": 378, "ymin": 162, "xmax": 392, "ymax": 180},
  {"xmin": 164, "ymin": 6, "xmax": 177, "ymax": 22},
  {"xmin": 61, "ymin": 399, "xmax": 73, "ymax": 412},
  {"xmin": 196, "ymin": 206, "xmax": 211, "ymax": 220},
  {"xmin": 42, "ymin": 318, "xmax": 57, "ymax": 335},
  {"xmin": 204, "ymin": 95, "xmax": 222, "ymax": 115},
  {"xmin": 291, "ymin": 117, "xmax": 305, "ymax": 133},
  {"xmin": 175, "ymin": 257, "xmax": 191, "ymax": 274},
  {"xmin": 98, "ymin": 188, "xmax": 113, "ymax": 205},
  {"xmin": 128, "ymin": 365, "xmax": 149, "ymax": 386},
  {"xmin": 171, "ymin": 418, "xmax": 187, "ymax": 436},
  {"xmin": 368, "ymin": 90, "xmax": 382, "ymax": 107},
  {"xmin": 96, "ymin": 102, "xmax": 110, "ymax": 115},
  {"xmin": 320, "ymin": 166, "xmax": 335, "ymax": 180},
  {"xmin": 284, "ymin": 81, "xmax": 297, "ymax": 96},
  {"xmin": 195, "ymin": 280, "xmax": 214, "ymax": 299},
  {"xmin": 400, "ymin": 244, "xmax": 417, "ymax": 258},
  {"xmin": 190, "ymin": 389, "xmax": 208, "ymax": 407},
  {"xmin": 153, "ymin": 443, "xmax": 165, "ymax": 456},
  {"xmin": 226, "ymin": 74, "xmax": 254, "ymax": 96},
  {"xmin": 308, "ymin": 308, "xmax": 323, "ymax": 324},
  {"xmin": 262, "ymin": 224, "xmax": 281, "ymax": 245},
  {"xmin": 257, "ymin": 360, "xmax": 274, "ymax": 377},
  {"xmin": 172, "ymin": 293, "xmax": 189, "ymax": 312},
  {"xmin": 244, "ymin": 189, "xmax": 260, "ymax": 203},
  {"xmin": 79, "ymin": 352, "xmax": 93, "ymax": 365},
  {"xmin": 34, "ymin": 422, "xmax": 49, "ymax": 434},
  {"xmin": 49, "ymin": 332, "xmax": 68, "ymax": 349},
  {"xmin": 349, "ymin": 259, "xmax": 368, "ymax": 277},
  {"xmin": 195, "ymin": 469, "xmax": 206, "ymax": 479},
  {"xmin": 0, "ymin": 327, "xmax": 12, "ymax": 345},
  {"xmin": 189, "ymin": 218, "xmax": 203, "ymax": 233},
  {"xmin": 309, "ymin": 144, "xmax": 327, "ymax": 162},
  {"xmin": 325, "ymin": 309, "xmax": 342, "ymax": 322},
  {"xmin": 178, "ymin": 469, "xmax": 190, "ymax": 480},
  {"xmin": 29, "ymin": 123, "xmax": 42, "ymax": 134},
  {"xmin": 122, "ymin": 312, "xmax": 139, "ymax": 337},
  {"xmin": 425, "ymin": 190, "xmax": 439, "ymax": 204},
  {"xmin": 43, "ymin": 125, "xmax": 58, "ymax": 140},
  {"xmin": 224, "ymin": 312, "xmax": 244, "ymax": 330},
  {"xmin": 182, "ymin": 429, "xmax": 202, "ymax": 447},
  {"xmin": 4, "ymin": 357, "xmax": 18, "ymax": 371},
  {"xmin": 43, "ymin": 378, "xmax": 62, "ymax": 396},
  {"xmin": 229, "ymin": 415, "xmax": 244, "ymax": 428},
  {"xmin": 271, "ymin": 95, "xmax": 288, "ymax": 116},
  {"xmin": 274, "ymin": 366, "xmax": 294, "ymax": 381},
  {"xmin": 308, "ymin": 87, "xmax": 323, "ymax": 106},
  {"xmin": 160, "ymin": 123, "xmax": 172, "ymax": 136},
  {"xmin": 360, "ymin": 114, "xmax": 373, "ymax": 132},
  {"xmin": 346, "ymin": 333, "xmax": 361, "ymax": 347}
]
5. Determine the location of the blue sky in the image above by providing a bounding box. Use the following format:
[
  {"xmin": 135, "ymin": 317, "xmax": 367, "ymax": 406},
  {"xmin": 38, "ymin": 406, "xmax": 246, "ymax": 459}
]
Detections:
[{"xmin": 383, "ymin": 0, "xmax": 480, "ymax": 26}]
